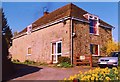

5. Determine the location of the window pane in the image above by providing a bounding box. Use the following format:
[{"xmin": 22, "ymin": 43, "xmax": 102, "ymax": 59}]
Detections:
[
  {"xmin": 89, "ymin": 19, "xmax": 98, "ymax": 34},
  {"xmin": 95, "ymin": 45, "xmax": 98, "ymax": 55},
  {"xmin": 57, "ymin": 42, "xmax": 61, "ymax": 53},
  {"xmin": 90, "ymin": 27, "xmax": 94, "ymax": 33},
  {"xmin": 52, "ymin": 43, "xmax": 56, "ymax": 54},
  {"xmin": 90, "ymin": 44, "xmax": 98, "ymax": 55},
  {"xmin": 28, "ymin": 48, "xmax": 31, "ymax": 54},
  {"xmin": 90, "ymin": 44, "xmax": 93, "ymax": 54},
  {"xmin": 89, "ymin": 19, "xmax": 94, "ymax": 26}
]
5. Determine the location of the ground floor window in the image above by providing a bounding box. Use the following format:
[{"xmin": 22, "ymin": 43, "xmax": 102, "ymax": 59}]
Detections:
[
  {"xmin": 27, "ymin": 47, "xmax": 31, "ymax": 55},
  {"xmin": 90, "ymin": 44, "xmax": 99, "ymax": 56},
  {"xmin": 51, "ymin": 41, "xmax": 62, "ymax": 63}
]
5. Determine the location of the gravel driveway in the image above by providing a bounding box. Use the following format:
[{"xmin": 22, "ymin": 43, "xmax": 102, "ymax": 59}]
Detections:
[{"xmin": 8, "ymin": 64, "xmax": 94, "ymax": 81}]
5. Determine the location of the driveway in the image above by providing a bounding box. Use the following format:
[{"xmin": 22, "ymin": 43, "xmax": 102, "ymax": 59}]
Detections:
[{"xmin": 9, "ymin": 64, "xmax": 94, "ymax": 80}]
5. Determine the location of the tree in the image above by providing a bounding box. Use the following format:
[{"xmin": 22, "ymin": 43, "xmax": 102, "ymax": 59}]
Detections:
[
  {"xmin": 2, "ymin": 9, "xmax": 14, "ymax": 80},
  {"xmin": 101, "ymin": 40, "xmax": 119, "ymax": 56},
  {"xmin": 2, "ymin": 9, "xmax": 13, "ymax": 48}
]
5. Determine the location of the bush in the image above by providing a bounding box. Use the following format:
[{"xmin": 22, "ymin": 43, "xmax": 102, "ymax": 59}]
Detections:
[
  {"xmin": 57, "ymin": 62, "xmax": 72, "ymax": 68},
  {"xmin": 57, "ymin": 56, "xmax": 72, "ymax": 68},
  {"xmin": 63, "ymin": 67, "xmax": 118, "ymax": 81},
  {"xmin": 24, "ymin": 60, "xmax": 35, "ymax": 64},
  {"xmin": 35, "ymin": 62, "xmax": 48, "ymax": 66},
  {"xmin": 58, "ymin": 56, "xmax": 71, "ymax": 64},
  {"xmin": 13, "ymin": 59, "xmax": 20, "ymax": 63}
]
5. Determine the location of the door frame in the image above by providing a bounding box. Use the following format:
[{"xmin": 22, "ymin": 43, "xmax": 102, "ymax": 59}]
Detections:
[{"xmin": 51, "ymin": 41, "xmax": 62, "ymax": 63}]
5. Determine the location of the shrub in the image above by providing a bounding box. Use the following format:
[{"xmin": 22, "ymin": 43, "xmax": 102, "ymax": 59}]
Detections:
[
  {"xmin": 35, "ymin": 62, "xmax": 48, "ymax": 66},
  {"xmin": 24, "ymin": 60, "xmax": 35, "ymax": 64},
  {"xmin": 57, "ymin": 62, "xmax": 72, "ymax": 68},
  {"xmin": 63, "ymin": 67, "xmax": 118, "ymax": 81},
  {"xmin": 58, "ymin": 56, "xmax": 71, "ymax": 64},
  {"xmin": 12, "ymin": 59, "xmax": 20, "ymax": 63},
  {"xmin": 57, "ymin": 56, "xmax": 72, "ymax": 68}
]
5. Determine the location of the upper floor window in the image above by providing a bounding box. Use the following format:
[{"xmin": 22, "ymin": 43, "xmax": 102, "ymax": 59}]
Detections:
[
  {"xmin": 83, "ymin": 13, "xmax": 99, "ymax": 35},
  {"xmin": 27, "ymin": 24, "xmax": 32, "ymax": 34},
  {"xmin": 89, "ymin": 19, "xmax": 99, "ymax": 35}
]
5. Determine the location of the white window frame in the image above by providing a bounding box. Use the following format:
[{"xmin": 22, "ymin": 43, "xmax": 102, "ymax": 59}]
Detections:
[
  {"xmin": 89, "ymin": 17, "xmax": 99, "ymax": 35},
  {"xmin": 51, "ymin": 41, "xmax": 62, "ymax": 63}
]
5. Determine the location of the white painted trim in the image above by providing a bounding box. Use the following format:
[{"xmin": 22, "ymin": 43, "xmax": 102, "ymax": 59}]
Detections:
[
  {"xmin": 26, "ymin": 54, "xmax": 31, "ymax": 56},
  {"xmin": 32, "ymin": 16, "xmax": 71, "ymax": 32},
  {"xmin": 98, "ymin": 45, "xmax": 100, "ymax": 56},
  {"xmin": 89, "ymin": 33, "xmax": 99, "ymax": 36},
  {"xmin": 100, "ymin": 24, "xmax": 113, "ymax": 29},
  {"xmin": 56, "ymin": 41, "xmax": 62, "ymax": 55},
  {"xmin": 71, "ymin": 17, "xmax": 89, "ymax": 23},
  {"xmin": 51, "ymin": 40, "xmax": 62, "ymax": 63}
]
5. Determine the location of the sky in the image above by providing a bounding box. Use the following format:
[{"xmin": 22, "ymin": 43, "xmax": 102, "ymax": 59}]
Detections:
[{"xmin": 2, "ymin": 2, "xmax": 118, "ymax": 42}]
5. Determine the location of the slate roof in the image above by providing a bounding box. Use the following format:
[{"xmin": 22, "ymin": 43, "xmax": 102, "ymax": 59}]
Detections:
[{"xmin": 18, "ymin": 3, "xmax": 113, "ymax": 35}]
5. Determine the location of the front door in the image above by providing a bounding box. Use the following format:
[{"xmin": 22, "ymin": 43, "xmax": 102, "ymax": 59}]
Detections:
[{"xmin": 51, "ymin": 41, "xmax": 62, "ymax": 63}]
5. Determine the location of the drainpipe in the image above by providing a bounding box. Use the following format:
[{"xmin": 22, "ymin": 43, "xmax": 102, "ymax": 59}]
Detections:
[{"xmin": 70, "ymin": 17, "xmax": 73, "ymax": 65}]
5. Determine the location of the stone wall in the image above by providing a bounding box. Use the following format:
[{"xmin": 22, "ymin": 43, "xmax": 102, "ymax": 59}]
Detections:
[
  {"xmin": 10, "ymin": 20, "xmax": 71, "ymax": 63},
  {"xmin": 72, "ymin": 20, "xmax": 112, "ymax": 64}
]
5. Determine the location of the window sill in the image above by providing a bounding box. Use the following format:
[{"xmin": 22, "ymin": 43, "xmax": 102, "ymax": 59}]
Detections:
[
  {"xmin": 51, "ymin": 53, "xmax": 62, "ymax": 55},
  {"xmin": 90, "ymin": 33, "xmax": 99, "ymax": 36},
  {"xmin": 27, "ymin": 54, "xmax": 31, "ymax": 56},
  {"xmin": 92, "ymin": 55, "xmax": 99, "ymax": 56}
]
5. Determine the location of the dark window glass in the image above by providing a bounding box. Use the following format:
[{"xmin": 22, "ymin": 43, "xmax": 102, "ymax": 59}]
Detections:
[
  {"xmin": 89, "ymin": 19, "xmax": 94, "ymax": 26},
  {"xmin": 89, "ymin": 19, "xmax": 98, "ymax": 34},
  {"xmin": 57, "ymin": 42, "xmax": 61, "ymax": 53},
  {"xmin": 90, "ymin": 16, "xmax": 93, "ymax": 18},
  {"xmin": 90, "ymin": 44, "xmax": 93, "ymax": 54},
  {"xmin": 90, "ymin": 27, "xmax": 94, "ymax": 33},
  {"xmin": 89, "ymin": 19, "xmax": 94, "ymax": 33}
]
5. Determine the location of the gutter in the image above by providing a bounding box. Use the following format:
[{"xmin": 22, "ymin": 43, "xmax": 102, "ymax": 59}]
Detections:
[{"xmin": 99, "ymin": 24, "xmax": 115, "ymax": 29}]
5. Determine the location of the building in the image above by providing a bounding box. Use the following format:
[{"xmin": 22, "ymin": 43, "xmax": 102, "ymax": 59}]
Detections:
[{"xmin": 9, "ymin": 3, "xmax": 113, "ymax": 65}]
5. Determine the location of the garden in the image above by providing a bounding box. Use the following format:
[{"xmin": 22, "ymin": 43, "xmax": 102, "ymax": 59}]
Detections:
[{"xmin": 63, "ymin": 67, "xmax": 119, "ymax": 81}]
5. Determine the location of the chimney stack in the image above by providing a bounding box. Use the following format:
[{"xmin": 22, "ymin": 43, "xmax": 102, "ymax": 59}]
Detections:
[{"xmin": 44, "ymin": 11, "xmax": 49, "ymax": 16}]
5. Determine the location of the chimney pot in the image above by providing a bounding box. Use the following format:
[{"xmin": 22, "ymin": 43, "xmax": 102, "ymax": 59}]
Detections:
[{"xmin": 44, "ymin": 11, "xmax": 49, "ymax": 16}]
